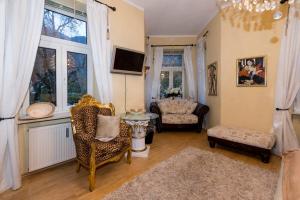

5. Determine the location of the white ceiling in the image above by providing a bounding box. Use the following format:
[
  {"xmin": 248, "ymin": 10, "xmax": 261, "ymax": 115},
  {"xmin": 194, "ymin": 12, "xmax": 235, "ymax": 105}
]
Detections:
[{"xmin": 126, "ymin": 0, "xmax": 219, "ymax": 36}]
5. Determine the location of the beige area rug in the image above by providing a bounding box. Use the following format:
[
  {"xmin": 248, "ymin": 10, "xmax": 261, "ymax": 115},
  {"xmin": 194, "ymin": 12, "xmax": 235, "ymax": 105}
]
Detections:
[{"xmin": 104, "ymin": 147, "xmax": 278, "ymax": 200}]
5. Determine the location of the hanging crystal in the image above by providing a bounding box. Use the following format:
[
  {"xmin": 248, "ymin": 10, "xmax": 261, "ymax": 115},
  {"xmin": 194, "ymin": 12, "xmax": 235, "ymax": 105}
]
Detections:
[{"xmin": 219, "ymin": 0, "xmax": 284, "ymax": 13}]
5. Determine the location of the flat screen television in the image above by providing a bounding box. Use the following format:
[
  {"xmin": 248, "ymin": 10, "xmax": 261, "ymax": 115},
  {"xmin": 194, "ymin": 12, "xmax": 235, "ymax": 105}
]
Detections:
[{"xmin": 111, "ymin": 46, "xmax": 145, "ymax": 75}]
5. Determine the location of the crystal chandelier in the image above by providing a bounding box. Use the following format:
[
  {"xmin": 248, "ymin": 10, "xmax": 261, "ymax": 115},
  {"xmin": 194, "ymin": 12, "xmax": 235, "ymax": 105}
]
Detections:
[{"xmin": 220, "ymin": 0, "xmax": 294, "ymax": 13}]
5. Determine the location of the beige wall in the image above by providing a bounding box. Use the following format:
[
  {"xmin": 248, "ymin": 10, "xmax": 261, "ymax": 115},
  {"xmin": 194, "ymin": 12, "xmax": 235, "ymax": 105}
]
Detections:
[
  {"xmin": 200, "ymin": 14, "xmax": 221, "ymax": 128},
  {"xmin": 220, "ymin": 8, "xmax": 286, "ymax": 132},
  {"xmin": 202, "ymin": 6, "xmax": 288, "ymax": 132},
  {"xmin": 148, "ymin": 36, "xmax": 198, "ymax": 99},
  {"xmin": 94, "ymin": 0, "xmax": 145, "ymax": 114}
]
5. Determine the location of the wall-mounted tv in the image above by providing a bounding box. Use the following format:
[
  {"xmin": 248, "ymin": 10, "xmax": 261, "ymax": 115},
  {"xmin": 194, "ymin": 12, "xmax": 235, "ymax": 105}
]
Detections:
[{"xmin": 111, "ymin": 46, "xmax": 145, "ymax": 75}]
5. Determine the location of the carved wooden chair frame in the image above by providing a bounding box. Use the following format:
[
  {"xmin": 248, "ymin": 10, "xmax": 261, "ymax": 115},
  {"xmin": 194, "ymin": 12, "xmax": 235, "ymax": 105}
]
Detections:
[{"xmin": 70, "ymin": 95, "xmax": 131, "ymax": 191}]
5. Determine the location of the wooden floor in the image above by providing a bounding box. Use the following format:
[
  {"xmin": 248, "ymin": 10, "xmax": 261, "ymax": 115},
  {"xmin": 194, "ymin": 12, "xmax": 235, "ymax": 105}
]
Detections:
[{"xmin": 0, "ymin": 131, "xmax": 281, "ymax": 200}]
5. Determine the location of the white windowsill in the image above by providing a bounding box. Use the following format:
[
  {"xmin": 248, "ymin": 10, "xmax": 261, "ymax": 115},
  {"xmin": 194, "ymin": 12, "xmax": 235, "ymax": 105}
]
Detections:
[{"xmin": 18, "ymin": 112, "xmax": 71, "ymax": 125}]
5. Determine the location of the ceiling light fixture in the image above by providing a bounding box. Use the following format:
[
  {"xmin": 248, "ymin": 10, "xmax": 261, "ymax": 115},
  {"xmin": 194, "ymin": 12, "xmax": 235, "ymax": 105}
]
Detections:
[{"xmin": 219, "ymin": 0, "xmax": 294, "ymax": 20}]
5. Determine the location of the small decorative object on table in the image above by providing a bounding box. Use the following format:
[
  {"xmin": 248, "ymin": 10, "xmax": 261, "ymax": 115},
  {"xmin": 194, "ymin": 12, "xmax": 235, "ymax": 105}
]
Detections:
[{"xmin": 128, "ymin": 108, "xmax": 145, "ymax": 115}]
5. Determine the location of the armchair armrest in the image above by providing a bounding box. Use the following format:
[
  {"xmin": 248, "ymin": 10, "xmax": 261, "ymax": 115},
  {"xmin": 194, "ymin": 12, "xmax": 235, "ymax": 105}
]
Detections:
[
  {"xmin": 150, "ymin": 102, "xmax": 162, "ymax": 132},
  {"xmin": 193, "ymin": 103, "xmax": 209, "ymax": 116},
  {"xmin": 193, "ymin": 103, "xmax": 209, "ymax": 133}
]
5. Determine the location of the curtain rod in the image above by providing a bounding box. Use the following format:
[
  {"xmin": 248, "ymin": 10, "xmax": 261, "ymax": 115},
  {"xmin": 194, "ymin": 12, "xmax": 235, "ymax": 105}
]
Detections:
[
  {"xmin": 202, "ymin": 31, "xmax": 209, "ymax": 37},
  {"xmin": 151, "ymin": 44, "xmax": 196, "ymax": 47},
  {"xmin": 94, "ymin": 0, "xmax": 116, "ymax": 11}
]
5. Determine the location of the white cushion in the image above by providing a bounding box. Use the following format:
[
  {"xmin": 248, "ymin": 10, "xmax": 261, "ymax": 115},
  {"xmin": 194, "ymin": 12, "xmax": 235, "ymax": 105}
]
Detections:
[
  {"xmin": 207, "ymin": 126, "xmax": 276, "ymax": 149},
  {"xmin": 162, "ymin": 114, "xmax": 198, "ymax": 124},
  {"xmin": 158, "ymin": 99, "xmax": 197, "ymax": 114},
  {"xmin": 185, "ymin": 101, "xmax": 198, "ymax": 114},
  {"xmin": 96, "ymin": 115, "xmax": 120, "ymax": 142}
]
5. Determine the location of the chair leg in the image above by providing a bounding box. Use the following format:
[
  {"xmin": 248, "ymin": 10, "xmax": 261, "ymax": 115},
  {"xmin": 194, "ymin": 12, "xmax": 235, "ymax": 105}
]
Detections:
[
  {"xmin": 89, "ymin": 143, "xmax": 96, "ymax": 192},
  {"xmin": 209, "ymin": 140, "xmax": 216, "ymax": 148},
  {"xmin": 127, "ymin": 149, "xmax": 132, "ymax": 164},
  {"xmin": 76, "ymin": 162, "xmax": 81, "ymax": 173}
]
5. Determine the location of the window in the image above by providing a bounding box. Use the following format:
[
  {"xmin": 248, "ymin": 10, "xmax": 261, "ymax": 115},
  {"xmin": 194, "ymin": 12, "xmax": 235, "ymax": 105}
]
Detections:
[
  {"xmin": 30, "ymin": 47, "xmax": 57, "ymax": 105},
  {"xmin": 160, "ymin": 50, "xmax": 184, "ymax": 98},
  {"xmin": 67, "ymin": 51, "xmax": 87, "ymax": 105},
  {"xmin": 42, "ymin": 9, "xmax": 87, "ymax": 44},
  {"xmin": 23, "ymin": 3, "xmax": 92, "ymax": 114}
]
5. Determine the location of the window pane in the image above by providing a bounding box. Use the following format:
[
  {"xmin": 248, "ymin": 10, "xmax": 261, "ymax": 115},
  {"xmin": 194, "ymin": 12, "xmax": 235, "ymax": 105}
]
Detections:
[
  {"xmin": 163, "ymin": 53, "xmax": 183, "ymax": 67},
  {"xmin": 173, "ymin": 71, "xmax": 183, "ymax": 89},
  {"xmin": 67, "ymin": 52, "xmax": 87, "ymax": 105},
  {"xmin": 42, "ymin": 9, "xmax": 87, "ymax": 44},
  {"xmin": 160, "ymin": 71, "xmax": 169, "ymax": 98},
  {"xmin": 30, "ymin": 47, "xmax": 57, "ymax": 105}
]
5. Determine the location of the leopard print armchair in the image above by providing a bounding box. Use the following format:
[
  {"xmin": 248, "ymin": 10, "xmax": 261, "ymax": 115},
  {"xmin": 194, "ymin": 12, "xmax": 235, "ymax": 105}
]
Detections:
[{"xmin": 70, "ymin": 95, "xmax": 132, "ymax": 192}]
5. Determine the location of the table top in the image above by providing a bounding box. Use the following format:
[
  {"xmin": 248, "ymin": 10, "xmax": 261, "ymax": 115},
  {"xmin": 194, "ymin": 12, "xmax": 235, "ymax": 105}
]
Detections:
[{"xmin": 120, "ymin": 112, "xmax": 159, "ymax": 121}]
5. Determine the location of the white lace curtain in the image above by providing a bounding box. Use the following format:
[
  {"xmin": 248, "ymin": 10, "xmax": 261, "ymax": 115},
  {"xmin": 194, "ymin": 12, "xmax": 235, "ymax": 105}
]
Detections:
[
  {"xmin": 87, "ymin": 0, "xmax": 112, "ymax": 104},
  {"xmin": 272, "ymin": 4, "xmax": 300, "ymax": 156},
  {"xmin": 197, "ymin": 38, "xmax": 206, "ymax": 104},
  {"xmin": 184, "ymin": 46, "xmax": 197, "ymax": 100},
  {"xmin": 151, "ymin": 47, "xmax": 163, "ymax": 100},
  {"xmin": 144, "ymin": 44, "xmax": 153, "ymax": 110},
  {"xmin": 0, "ymin": 0, "xmax": 44, "ymax": 192}
]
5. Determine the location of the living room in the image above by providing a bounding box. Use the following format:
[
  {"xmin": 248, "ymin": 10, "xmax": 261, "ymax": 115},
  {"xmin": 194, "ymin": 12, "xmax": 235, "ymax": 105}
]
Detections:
[{"xmin": 0, "ymin": 0, "xmax": 300, "ymax": 199}]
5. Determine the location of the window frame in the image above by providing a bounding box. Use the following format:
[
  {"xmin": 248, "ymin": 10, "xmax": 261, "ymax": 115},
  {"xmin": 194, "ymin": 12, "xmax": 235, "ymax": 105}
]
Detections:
[
  {"xmin": 42, "ymin": 6, "xmax": 88, "ymax": 44},
  {"xmin": 21, "ymin": 7, "xmax": 93, "ymax": 115},
  {"xmin": 160, "ymin": 49, "xmax": 185, "ymax": 99}
]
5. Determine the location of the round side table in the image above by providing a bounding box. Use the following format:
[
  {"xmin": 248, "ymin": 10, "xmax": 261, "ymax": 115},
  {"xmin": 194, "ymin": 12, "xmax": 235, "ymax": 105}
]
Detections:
[{"xmin": 121, "ymin": 113, "xmax": 159, "ymax": 154}]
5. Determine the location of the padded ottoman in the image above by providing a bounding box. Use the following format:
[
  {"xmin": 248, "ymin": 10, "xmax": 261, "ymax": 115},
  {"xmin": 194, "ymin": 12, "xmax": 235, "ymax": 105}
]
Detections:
[{"xmin": 207, "ymin": 126, "xmax": 276, "ymax": 163}]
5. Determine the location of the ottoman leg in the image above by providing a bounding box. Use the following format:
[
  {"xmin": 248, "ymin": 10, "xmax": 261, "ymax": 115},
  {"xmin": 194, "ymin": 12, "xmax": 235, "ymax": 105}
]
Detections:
[
  {"xmin": 209, "ymin": 140, "xmax": 216, "ymax": 148},
  {"xmin": 260, "ymin": 152, "xmax": 270, "ymax": 163}
]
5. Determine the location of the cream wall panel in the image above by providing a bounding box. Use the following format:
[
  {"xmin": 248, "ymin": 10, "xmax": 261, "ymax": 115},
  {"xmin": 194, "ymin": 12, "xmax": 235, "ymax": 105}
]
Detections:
[
  {"xmin": 219, "ymin": 8, "xmax": 286, "ymax": 132},
  {"xmin": 200, "ymin": 14, "xmax": 221, "ymax": 129},
  {"xmin": 92, "ymin": 0, "xmax": 145, "ymax": 113}
]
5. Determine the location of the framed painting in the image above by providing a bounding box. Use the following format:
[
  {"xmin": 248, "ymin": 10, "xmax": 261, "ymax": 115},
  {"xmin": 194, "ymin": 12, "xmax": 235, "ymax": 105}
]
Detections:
[
  {"xmin": 237, "ymin": 56, "xmax": 267, "ymax": 87},
  {"xmin": 207, "ymin": 62, "xmax": 217, "ymax": 96}
]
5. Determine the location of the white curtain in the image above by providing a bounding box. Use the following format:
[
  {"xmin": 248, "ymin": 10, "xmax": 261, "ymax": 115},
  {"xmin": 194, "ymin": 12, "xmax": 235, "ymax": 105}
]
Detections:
[
  {"xmin": 0, "ymin": 0, "xmax": 44, "ymax": 192},
  {"xmin": 294, "ymin": 91, "xmax": 300, "ymax": 114},
  {"xmin": 151, "ymin": 47, "xmax": 163, "ymax": 100},
  {"xmin": 197, "ymin": 38, "xmax": 206, "ymax": 104},
  {"xmin": 144, "ymin": 44, "xmax": 153, "ymax": 110},
  {"xmin": 87, "ymin": 0, "xmax": 112, "ymax": 104},
  {"xmin": 184, "ymin": 46, "xmax": 196, "ymax": 100},
  {"xmin": 272, "ymin": 5, "xmax": 300, "ymax": 156}
]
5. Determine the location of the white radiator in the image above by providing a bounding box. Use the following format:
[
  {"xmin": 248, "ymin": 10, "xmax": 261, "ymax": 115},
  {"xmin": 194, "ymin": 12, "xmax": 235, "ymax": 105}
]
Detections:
[{"xmin": 28, "ymin": 123, "xmax": 76, "ymax": 172}]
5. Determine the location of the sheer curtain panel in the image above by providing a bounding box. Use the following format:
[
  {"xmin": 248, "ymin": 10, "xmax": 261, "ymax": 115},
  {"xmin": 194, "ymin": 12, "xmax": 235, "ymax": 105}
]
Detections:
[
  {"xmin": 151, "ymin": 47, "xmax": 163, "ymax": 100},
  {"xmin": 272, "ymin": 4, "xmax": 300, "ymax": 156},
  {"xmin": 0, "ymin": 0, "xmax": 44, "ymax": 192},
  {"xmin": 87, "ymin": 0, "xmax": 112, "ymax": 104},
  {"xmin": 144, "ymin": 44, "xmax": 153, "ymax": 110},
  {"xmin": 197, "ymin": 38, "xmax": 206, "ymax": 104},
  {"xmin": 184, "ymin": 46, "xmax": 196, "ymax": 100}
]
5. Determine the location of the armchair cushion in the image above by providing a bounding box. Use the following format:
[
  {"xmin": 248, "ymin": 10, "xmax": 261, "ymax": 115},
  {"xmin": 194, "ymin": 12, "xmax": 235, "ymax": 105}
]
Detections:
[
  {"xmin": 158, "ymin": 99, "xmax": 186, "ymax": 114},
  {"xmin": 94, "ymin": 136, "xmax": 130, "ymax": 164},
  {"xmin": 96, "ymin": 115, "xmax": 120, "ymax": 141},
  {"xmin": 158, "ymin": 99, "xmax": 198, "ymax": 114},
  {"xmin": 162, "ymin": 114, "xmax": 198, "ymax": 124},
  {"xmin": 185, "ymin": 101, "xmax": 198, "ymax": 114}
]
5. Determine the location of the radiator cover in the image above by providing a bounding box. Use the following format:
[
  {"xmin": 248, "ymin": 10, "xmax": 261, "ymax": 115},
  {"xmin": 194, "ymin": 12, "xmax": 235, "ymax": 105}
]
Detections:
[{"xmin": 28, "ymin": 123, "xmax": 76, "ymax": 172}]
